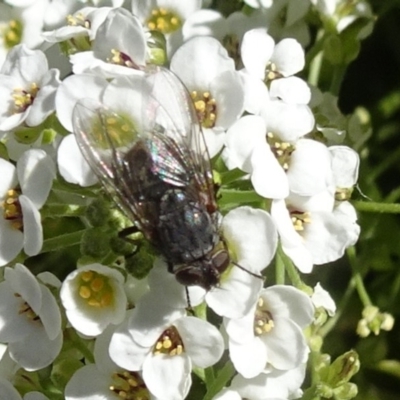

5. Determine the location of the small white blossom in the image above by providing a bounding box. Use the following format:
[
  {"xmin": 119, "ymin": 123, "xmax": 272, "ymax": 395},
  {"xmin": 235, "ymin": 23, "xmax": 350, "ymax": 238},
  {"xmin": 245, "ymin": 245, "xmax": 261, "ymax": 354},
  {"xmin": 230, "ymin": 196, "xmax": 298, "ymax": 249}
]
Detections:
[
  {"xmin": 0, "ymin": 264, "xmax": 62, "ymax": 370},
  {"xmin": 60, "ymin": 263, "xmax": 127, "ymax": 337},
  {"xmin": 70, "ymin": 8, "xmax": 147, "ymax": 78},
  {"xmin": 0, "ymin": 44, "xmax": 60, "ymax": 132},
  {"xmin": 230, "ymin": 363, "xmax": 307, "ymax": 400},
  {"xmin": 110, "ymin": 294, "xmax": 224, "ymax": 400},
  {"xmin": 225, "ymin": 285, "xmax": 313, "ymax": 377},
  {"xmin": 0, "ymin": 149, "xmax": 55, "ymax": 266},
  {"xmin": 170, "ymin": 36, "xmax": 245, "ymax": 156}
]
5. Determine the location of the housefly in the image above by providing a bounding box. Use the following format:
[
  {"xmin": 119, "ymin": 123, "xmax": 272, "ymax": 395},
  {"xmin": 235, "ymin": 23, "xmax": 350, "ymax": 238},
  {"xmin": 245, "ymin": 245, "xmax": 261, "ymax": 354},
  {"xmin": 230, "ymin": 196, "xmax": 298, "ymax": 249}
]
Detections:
[{"xmin": 72, "ymin": 67, "xmax": 231, "ymax": 290}]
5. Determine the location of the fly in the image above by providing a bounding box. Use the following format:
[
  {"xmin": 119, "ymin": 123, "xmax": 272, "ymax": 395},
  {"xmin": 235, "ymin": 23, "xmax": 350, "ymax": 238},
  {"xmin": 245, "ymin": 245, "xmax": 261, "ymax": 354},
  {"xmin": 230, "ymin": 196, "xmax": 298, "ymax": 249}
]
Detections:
[{"xmin": 72, "ymin": 66, "xmax": 232, "ymax": 290}]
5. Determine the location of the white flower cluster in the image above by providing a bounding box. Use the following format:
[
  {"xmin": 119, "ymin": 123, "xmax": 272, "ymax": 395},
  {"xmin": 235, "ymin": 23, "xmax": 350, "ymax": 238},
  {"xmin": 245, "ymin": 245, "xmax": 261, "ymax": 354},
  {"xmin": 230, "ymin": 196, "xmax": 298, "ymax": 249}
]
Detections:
[{"xmin": 0, "ymin": 0, "xmax": 370, "ymax": 399}]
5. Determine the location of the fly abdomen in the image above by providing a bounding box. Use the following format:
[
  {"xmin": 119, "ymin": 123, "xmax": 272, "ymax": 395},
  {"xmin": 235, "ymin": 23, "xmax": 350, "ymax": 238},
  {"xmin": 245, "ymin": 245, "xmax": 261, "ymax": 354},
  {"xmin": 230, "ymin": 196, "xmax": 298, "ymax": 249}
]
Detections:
[{"xmin": 157, "ymin": 189, "xmax": 218, "ymax": 264}]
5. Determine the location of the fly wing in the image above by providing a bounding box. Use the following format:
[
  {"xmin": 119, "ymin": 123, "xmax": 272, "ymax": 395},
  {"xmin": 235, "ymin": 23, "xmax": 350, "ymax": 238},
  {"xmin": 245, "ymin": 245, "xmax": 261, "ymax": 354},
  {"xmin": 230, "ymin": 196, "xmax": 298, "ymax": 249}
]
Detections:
[
  {"xmin": 73, "ymin": 99, "xmax": 145, "ymax": 224},
  {"xmin": 143, "ymin": 66, "xmax": 217, "ymax": 211}
]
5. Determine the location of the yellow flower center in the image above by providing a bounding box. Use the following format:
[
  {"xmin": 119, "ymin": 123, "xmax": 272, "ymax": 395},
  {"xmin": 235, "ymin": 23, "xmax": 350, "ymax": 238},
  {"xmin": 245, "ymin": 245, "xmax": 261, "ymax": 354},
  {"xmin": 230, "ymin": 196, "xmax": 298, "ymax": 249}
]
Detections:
[
  {"xmin": 146, "ymin": 8, "xmax": 182, "ymax": 34},
  {"xmin": 12, "ymin": 83, "xmax": 39, "ymax": 114},
  {"xmin": 335, "ymin": 187, "xmax": 353, "ymax": 201},
  {"xmin": 191, "ymin": 90, "xmax": 217, "ymax": 129},
  {"xmin": 153, "ymin": 326, "xmax": 184, "ymax": 356},
  {"xmin": 1, "ymin": 19, "xmax": 23, "ymax": 49},
  {"xmin": 107, "ymin": 49, "xmax": 139, "ymax": 69},
  {"xmin": 109, "ymin": 370, "xmax": 150, "ymax": 400},
  {"xmin": 267, "ymin": 132, "xmax": 295, "ymax": 171},
  {"xmin": 264, "ymin": 61, "xmax": 282, "ymax": 82},
  {"xmin": 254, "ymin": 297, "xmax": 274, "ymax": 336},
  {"xmin": 290, "ymin": 210, "xmax": 311, "ymax": 232},
  {"xmin": 1, "ymin": 189, "xmax": 23, "ymax": 231},
  {"xmin": 66, "ymin": 12, "xmax": 90, "ymax": 28},
  {"xmin": 78, "ymin": 270, "xmax": 114, "ymax": 308}
]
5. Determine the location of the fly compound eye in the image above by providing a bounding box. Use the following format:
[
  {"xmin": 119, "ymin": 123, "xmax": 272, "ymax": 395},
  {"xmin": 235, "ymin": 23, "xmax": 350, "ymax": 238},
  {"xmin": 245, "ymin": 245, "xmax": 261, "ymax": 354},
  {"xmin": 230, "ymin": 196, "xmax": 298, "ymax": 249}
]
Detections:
[{"xmin": 211, "ymin": 250, "xmax": 230, "ymax": 274}]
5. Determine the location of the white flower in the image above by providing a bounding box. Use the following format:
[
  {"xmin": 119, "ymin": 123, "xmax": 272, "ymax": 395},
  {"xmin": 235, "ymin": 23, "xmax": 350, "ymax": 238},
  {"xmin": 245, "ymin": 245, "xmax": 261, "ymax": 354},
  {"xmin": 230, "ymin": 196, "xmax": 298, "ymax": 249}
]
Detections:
[
  {"xmin": 0, "ymin": 149, "xmax": 55, "ymax": 266},
  {"xmin": 225, "ymin": 285, "xmax": 313, "ymax": 377},
  {"xmin": 312, "ymin": 283, "xmax": 336, "ymax": 316},
  {"xmin": 241, "ymin": 29, "xmax": 305, "ymax": 81},
  {"xmin": 42, "ymin": 6, "xmax": 112, "ymax": 44},
  {"xmin": 60, "ymin": 263, "xmax": 127, "ymax": 337},
  {"xmin": 65, "ymin": 322, "xmax": 155, "ymax": 400},
  {"xmin": 0, "ymin": 264, "xmax": 62, "ymax": 371},
  {"xmin": 70, "ymin": 8, "xmax": 147, "ymax": 78},
  {"xmin": 223, "ymin": 115, "xmax": 324, "ymax": 200},
  {"xmin": 109, "ymin": 294, "xmax": 224, "ymax": 400},
  {"xmin": 271, "ymin": 190, "xmax": 360, "ymax": 273},
  {"xmin": 0, "ymin": 44, "xmax": 60, "ymax": 132},
  {"xmin": 132, "ymin": 0, "xmax": 202, "ymax": 55},
  {"xmin": 170, "ymin": 36, "xmax": 245, "ymax": 157},
  {"xmin": 230, "ymin": 363, "xmax": 307, "ymax": 400}
]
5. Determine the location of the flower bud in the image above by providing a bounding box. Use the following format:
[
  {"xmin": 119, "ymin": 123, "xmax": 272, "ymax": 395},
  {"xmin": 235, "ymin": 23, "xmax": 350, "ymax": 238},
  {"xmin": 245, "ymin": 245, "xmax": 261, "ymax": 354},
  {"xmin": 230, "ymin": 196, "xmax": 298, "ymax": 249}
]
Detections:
[
  {"xmin": 80, "ymin": 228, "xmax": 110, "ymax": 258},
  {"xmin": 327, "ymin": 350, "xmax": 360, "ymax": 387},
  {"xmin": 86, "ymin": 198, "xmax": 112, "ymax": 227}
]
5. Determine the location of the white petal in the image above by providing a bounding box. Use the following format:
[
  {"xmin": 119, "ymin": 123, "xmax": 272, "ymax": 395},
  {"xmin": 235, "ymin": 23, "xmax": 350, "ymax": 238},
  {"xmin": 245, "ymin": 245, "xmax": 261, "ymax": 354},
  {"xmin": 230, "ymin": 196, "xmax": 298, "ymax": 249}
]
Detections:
[
  {"xmin": 250, "ymin": 143, "xmax": 289, "ymax": 199},
  {"xmin": 38, "ymin": 284, "xmax": 61, "ymax": 341},
  {"xmin": 241, "ymin": 29, "xmax": 274, "ymax": 80},
  {"xmin": 304, "ymin": 207, "xmax": 360, "ymax": 265},
  {"xmin": 9, "ymin": 325, "xmax": 62, "ymax": 371},
  {"xmin": 271, "ymin": 38, "xmax": 305, "ymax": 76},
  {"xmin": 0, "ymin": 218, "xmax": 23, "ymax": 267},
  {"xmin": 229, "ymin": 338, "xmax": 267, "ymax": 378},
  {"xmin": 265, "ymin": 101, "xmax": 314, "ymax": 142},
  {"xmin": 271, "ymin": 200, "xmax": 313, "ymax": 273},
  {"xmin": 269, "ymin": 76, "xmax": 311, "ymax": 105},
  {"xmin": 170, "ymin": 36, "xmax": 234, "ymax": 90},
  {"xmin": 109, "ymin": 316, "xmax": 149, "ymax": 371},
  {"xmin": 174, "ymin": 316, "xmax": 224, "ymax": 368},
  {"xmin": 224, "ymin": 115, "xmax": 266, "ymax": 172},
  {"xmin": 288, "ymin": 139, "xmax": 333, "ymax": 196},
  {"xmin": 263, "ymin": 286, "xmax": 314, "ymax": 328},
  {"xmin": 211, "ymin": 70, "xmax": 244, "ymax": 129},
  {"xmin": 239, "ymin": 71, "xmax": 270, "ymax": 115},
  {"xmin": 312, "ymin": 283, "xmax": 336, "ymax": 316},
  {"xmin": 20, "ymin": 195, "xmax": 43, "ymax": 256},
  {"xmin": 17, "ymin": 149, "xmax": 55, "ymax": 209},
  {"xmin": 0, "ymin": 378, "xmax": 21, "ymax": 400},
  {"xmin": 55, "ymin": 73, "xmax": 107, "ymax": 132},
  {"xmin": 0, "ymin": 158, "xmax": 17, "ymax": 198},
  {"xmin": 222, "ymin": 206, "xmax": 278, "ymax": 272},
  {"xmin": 143, "ymin": 353, "xmax": 192, "ymax": 400},
  {"xmin": 262, "ymin": 318, "xmax": 308, "ymax": 370},
  {"xmin": 206, "ymin": 267, "xmax": 262, "ymax": 318},
  {"xmin": 57, "ymin": 134, "xmax": 98, "ymax": 187},
  {"xmin": 330, "ymin": 145, "xmax": 360, "ymax": 187}
]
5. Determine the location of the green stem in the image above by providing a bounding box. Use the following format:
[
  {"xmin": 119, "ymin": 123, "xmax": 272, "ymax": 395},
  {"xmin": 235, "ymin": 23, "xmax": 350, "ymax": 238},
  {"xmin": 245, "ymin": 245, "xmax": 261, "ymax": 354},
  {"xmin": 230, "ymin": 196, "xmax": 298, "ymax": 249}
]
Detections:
[
  {"xmin": 367, "ymin": 146, "xmax": 400, "ymax": 183},
  {"xmin": 40, "ymin": 230, "xmax": 86, "ymax": 253},
  {"xmin": 329, "ymin": 64, "xmax": 346, "ymax": 96},
  {"xmin": 275, "ymin": 249, "xmax": 285, "ymax": 285},
  {"xmin": 278, "ymin": 246, "xmax": 303, "ymax": 289},
  {"xmin": 347, "ymin": 246, "xmax": 372, "ymax": 307},
  {"xmin": 352, "ymin": 200, "xmax": 400, "ymax": 214},
  {"xmin": 218, "ymin": 189, "xmax": 262, "ymax": 205},
  {"xmin": 319, "ymin": 277, "xmax": 356, "ymax": 338},
  {"xmin": 41, "ymin": 204, "xmax": 87, "ymax": 218},
  {"xmin": 67, "ymin": 329, "xmax": 95, "ymax": 363},
  {"xmin": 203, "ymin": 360, "xmax": 236, "ymax": 400},
  {"xmin": 307, "ymin": 29, "xmax": 326, "ymax": 87}
]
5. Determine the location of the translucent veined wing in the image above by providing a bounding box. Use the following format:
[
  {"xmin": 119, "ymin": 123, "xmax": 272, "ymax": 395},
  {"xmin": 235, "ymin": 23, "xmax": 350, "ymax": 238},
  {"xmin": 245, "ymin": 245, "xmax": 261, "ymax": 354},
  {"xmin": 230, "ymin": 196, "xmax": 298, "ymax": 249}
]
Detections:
[
  {"xmin": 72, "ymin": 66, "xmax": 217, "ymax": 241},
  {"xmin": 142, "ymin": 65, "xmax": 217, "ymax": 212}
]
